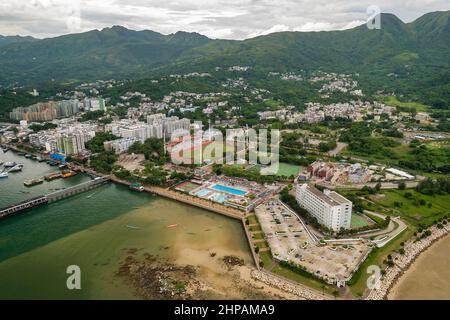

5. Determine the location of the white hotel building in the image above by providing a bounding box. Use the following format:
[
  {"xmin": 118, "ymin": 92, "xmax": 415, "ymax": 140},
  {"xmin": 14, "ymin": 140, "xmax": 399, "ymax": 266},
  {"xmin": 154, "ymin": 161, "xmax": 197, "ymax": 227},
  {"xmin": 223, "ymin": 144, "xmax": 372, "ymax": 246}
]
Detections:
[{"xmin": 296, "ymin": 184, "xmax": 352, "ymax": 231}]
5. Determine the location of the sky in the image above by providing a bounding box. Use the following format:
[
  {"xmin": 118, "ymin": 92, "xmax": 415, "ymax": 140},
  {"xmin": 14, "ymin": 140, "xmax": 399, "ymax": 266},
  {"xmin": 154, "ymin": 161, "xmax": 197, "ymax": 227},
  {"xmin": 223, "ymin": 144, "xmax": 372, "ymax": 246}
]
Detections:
[{"xmin": 0, "ymin": 0, "xmax": 449, "ymax": 39}]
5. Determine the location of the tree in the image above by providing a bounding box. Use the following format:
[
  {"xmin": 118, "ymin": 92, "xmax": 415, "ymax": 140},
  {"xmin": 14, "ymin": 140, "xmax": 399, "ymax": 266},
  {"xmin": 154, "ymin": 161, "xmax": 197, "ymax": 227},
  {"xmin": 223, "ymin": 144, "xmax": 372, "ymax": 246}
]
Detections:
[
  {"xmin": 398, "ymin": 182, "xmax": 406, "ymax": 190},
  {"xmin": 375, "ymin": 182, "xmax": 382, "ymax": 192}
]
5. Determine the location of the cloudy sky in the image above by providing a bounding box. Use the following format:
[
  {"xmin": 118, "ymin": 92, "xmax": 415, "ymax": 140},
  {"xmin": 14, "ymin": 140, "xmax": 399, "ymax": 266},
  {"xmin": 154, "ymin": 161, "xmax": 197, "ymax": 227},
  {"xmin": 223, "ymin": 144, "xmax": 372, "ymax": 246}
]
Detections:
[{"xmin": 0, "ymin": 0, "xmax": 449, "ymax": 39}]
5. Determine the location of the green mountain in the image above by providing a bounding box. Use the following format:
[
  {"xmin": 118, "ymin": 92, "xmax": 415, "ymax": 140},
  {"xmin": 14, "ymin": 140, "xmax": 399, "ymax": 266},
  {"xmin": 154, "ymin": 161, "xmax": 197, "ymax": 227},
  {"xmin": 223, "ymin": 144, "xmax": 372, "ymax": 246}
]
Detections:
[
  {"xmin": 0, "ymin": 26, "xmax": 212, "ymax": 84},
  {"xmin": 0, "ymin": 11, "xmax": 449, "ymax": 105},
  {"xmin": 0, "ymin": 35, "xmax": 35, "ymax": 47}
]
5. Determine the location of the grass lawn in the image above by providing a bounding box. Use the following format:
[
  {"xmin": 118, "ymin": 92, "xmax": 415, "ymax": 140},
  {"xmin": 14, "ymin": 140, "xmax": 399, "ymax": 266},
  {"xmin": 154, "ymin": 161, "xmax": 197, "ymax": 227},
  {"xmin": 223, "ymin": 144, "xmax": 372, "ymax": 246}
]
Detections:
[
  {"xmin": 351, "ymin": 213, "xmax": 370, "ymax": 228},
  {"xmin": 246, "ymin": 215, "xmax": 259, "ymax": 225},
  {"xmin": 271, "ymin": 264, "xmax": 336, "ymax": 295},
  {"xmin": 377, "ymin": 95, "xmax": 431, "ymax": 112},
  {"xmin": 260, "ymin": 162, "xmax": 302, "ymax": 177},
  {"xmin": 369, "ymin": 190, "xmax": 450, "ymax": 226},
  {"xmin": 255, "ymin": 241, "xmax": 269, "ymax": 249},
  {"xmin": 259, "ymin": 251, "xmax": 273, "ymax": 267},
  {"xmin": 252, "ymin": 233, "xmax": 264, "ymax": 240},
  {"xmin": 249, "ymin": 225, "xmax": 262, "ymax": 232},
  {"xmin": 348, "ymin": 228, "xmax": 413, "ymax": 297}
]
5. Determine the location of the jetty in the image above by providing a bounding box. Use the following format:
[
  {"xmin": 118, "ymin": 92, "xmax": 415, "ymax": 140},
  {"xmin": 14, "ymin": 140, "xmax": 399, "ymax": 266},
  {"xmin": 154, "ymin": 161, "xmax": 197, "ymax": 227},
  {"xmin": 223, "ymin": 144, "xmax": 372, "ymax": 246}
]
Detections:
[{"xmin": 0, "ymin": 176, "xmax": 111, "ymax": 219}]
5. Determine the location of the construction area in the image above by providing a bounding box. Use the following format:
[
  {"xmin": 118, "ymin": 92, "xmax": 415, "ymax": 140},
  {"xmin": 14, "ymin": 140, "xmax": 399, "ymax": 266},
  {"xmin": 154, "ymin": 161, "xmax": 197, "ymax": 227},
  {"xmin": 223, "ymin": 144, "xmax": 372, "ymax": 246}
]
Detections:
[{"xmin": 255, "ymin": 200, "xmax": 372, "ymax": 285}]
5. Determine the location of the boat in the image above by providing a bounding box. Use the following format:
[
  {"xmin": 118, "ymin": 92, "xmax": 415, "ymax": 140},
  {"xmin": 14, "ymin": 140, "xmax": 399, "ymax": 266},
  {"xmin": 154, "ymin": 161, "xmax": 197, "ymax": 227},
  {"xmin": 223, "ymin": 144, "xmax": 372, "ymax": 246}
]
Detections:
[
  {"xmin": 61, "ymin": 170, "xmax": 76, "ymax": 178},
  {"xmin": 167, "ymin": 224, "xmax": 178, "ymax": 228},
  {"xmin": 0, "ymin": 171, "xmax": 8, "ymax": 178},
  {"xmin": 86, "ymin": 191, "xmax": 97, "ymax": 199},
  {"xmin": 8, "ymin": 164, "xmax": 24, "ymax": 172},
  {"xmin": 2, "ymin": 147, "xmax": 9, "ymax": 153},
  {"xmin": 44, "ymin": 172, "xmax": 63, "ymax": 181},
  {"xmin": 130, "ymin": 183, "xmax": 144, "ymax": 192},
  {"xmin": 59, "ymin": 164, "xmax": 68, "ymax": 169},
  {"xmin": 17, "ymin": 152, "xmax": 25, "ymax": 156},
  {"xmin": 126, "ymin": 225, "xmax": 141, "ymax": 230},
  {"xmin": 24, "ymin": 178, "xmax": 44, "ymax": 187},
  {"xmin": 36, "ymin": 156, "xmax": 45, "ymax": 162},
  {"xmin": 25, "ymin": 154, "xmax": 32, "ymax": 159},
  {"xmin": 3, "ymin": 161, "xmax": 16, "ymax": 168}
]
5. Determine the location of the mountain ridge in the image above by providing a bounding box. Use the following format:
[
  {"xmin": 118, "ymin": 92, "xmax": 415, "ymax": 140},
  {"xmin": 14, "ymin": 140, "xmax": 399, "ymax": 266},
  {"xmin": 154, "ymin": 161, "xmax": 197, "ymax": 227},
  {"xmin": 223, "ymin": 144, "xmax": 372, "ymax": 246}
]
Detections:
[{"xmin": 0, "ymin": 11, "xmax": 448, "ymax": 87}]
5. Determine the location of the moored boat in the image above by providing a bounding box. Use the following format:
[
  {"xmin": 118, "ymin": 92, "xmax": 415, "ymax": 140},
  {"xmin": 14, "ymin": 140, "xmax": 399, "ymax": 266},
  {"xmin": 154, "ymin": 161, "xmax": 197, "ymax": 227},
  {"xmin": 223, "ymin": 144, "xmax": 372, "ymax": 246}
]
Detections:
[
  {"xmin": 0, "ymin": 171, "xmax": 8, "ymax": 178},
  {"xmin": 130, "ymin": 183, "xmax": 144, "ymax": 192},
  {"xmin": 8, "ymin": 164, "xmax": 24, "ymax": 172},
  {"xmin": 3, "ymin": 161, "xmax": 17, "ymax": 168},
  {"xmin": 24, "ymin": 178, "xmax": 44, "ymax": 187}
]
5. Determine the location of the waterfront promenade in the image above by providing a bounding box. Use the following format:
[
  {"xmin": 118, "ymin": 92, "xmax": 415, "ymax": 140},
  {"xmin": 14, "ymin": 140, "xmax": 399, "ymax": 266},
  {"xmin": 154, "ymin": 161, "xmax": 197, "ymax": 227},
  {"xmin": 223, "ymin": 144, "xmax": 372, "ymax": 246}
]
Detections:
[{"xmin": 110, "ymin": 176, "xmax": 245, "ymax": 220}]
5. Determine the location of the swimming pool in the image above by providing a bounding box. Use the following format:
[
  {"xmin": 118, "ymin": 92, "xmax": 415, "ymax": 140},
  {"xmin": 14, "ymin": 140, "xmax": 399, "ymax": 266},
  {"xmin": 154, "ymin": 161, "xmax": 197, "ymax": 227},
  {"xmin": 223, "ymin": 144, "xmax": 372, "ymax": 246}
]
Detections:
[
  {"xmin": 210, "ymin": 193, "xmax": 229, "ymax": 204},
  {"xmin": 211, "ymin": 184, "xmax": 248, "ymax": 196},
  {"xmin": 195, "ymin": 189, "xmax": 210, "ymax": 197}
]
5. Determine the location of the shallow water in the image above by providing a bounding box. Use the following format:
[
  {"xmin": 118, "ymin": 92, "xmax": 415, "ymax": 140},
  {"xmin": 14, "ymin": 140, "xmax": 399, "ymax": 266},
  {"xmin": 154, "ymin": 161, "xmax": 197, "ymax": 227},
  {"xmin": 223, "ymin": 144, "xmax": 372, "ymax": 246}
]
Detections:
[
  {"xmin": 388, "ymin": 235, "xmax": 450, "ymax": 300},
  {"xmin": 0, "ymin": 150, "xmax": 251, "ymax": 299}
]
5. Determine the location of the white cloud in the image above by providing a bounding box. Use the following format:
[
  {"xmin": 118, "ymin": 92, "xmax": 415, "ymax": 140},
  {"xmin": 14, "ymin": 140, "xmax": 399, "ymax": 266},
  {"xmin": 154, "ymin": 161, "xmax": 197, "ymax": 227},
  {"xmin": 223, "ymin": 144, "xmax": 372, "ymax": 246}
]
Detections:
[{"xmin": 247, "ymin": 24, "xmax": 291, "ymax": 38}]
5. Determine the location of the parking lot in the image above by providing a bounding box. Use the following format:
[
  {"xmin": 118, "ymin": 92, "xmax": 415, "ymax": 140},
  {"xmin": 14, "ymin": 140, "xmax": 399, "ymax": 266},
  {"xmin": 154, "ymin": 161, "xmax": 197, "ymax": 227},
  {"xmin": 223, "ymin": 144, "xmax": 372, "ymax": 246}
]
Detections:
[{"xmin": 255, "ymin": 200, "xmax": 372, "ymax": 284}]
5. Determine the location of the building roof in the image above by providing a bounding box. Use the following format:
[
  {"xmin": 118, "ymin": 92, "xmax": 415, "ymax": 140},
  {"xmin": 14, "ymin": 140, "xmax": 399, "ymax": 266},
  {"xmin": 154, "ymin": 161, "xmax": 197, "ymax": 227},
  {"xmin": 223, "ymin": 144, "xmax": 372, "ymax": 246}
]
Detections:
[{"xmin": 302, "ymin": 184, "xmax": 351, "ymax": 207}]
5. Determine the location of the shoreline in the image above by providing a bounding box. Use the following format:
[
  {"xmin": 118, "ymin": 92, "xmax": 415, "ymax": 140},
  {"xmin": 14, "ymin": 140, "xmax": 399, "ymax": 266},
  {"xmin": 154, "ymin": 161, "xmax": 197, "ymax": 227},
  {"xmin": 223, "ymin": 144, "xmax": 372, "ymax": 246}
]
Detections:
[
  {"xmin": 366, "ymin": 224, "xmax": 450, "ymax": 300},
  {"xmin": 4, "ymin": 145, "xmax": 448, "ymax": 300}
]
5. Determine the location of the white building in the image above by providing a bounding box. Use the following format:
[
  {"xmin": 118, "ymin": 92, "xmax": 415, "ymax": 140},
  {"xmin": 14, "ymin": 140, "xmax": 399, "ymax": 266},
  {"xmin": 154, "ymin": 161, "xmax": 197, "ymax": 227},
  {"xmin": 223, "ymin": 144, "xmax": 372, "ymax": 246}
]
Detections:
[
  {"xmin": 147, "ymin": 114, "xmax": 190, "ymax": 138},
  {"xmin": 104, "ymin": 137, "xmax": 140, "ymax": 154},
  {"xmin": 295, "ymin": 184, "xmax": 352, "ymax": 231}
]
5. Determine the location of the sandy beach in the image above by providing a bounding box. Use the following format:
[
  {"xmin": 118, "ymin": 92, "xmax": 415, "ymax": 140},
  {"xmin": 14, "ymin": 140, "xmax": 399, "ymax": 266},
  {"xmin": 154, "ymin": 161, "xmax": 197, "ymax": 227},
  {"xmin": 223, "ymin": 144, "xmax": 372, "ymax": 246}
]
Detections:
[{"xmin": 388, "ymin": 234, "xmax": 450, "ymax": 300}]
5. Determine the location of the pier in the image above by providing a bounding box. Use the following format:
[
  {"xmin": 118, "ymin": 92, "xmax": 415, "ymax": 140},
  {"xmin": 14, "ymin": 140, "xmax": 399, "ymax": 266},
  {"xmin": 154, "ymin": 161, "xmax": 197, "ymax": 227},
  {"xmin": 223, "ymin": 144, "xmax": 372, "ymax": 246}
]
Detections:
[
  {"xmin": 46, "ymin": 176, "xmax": 110, "ymax": 203},
  {"xmin": 0, "ymin": 176, "xmax": 111, "ymax": 220},
  {"xmin": 0, "ymin": 196, "xmax": 48, "ymax": 219}
]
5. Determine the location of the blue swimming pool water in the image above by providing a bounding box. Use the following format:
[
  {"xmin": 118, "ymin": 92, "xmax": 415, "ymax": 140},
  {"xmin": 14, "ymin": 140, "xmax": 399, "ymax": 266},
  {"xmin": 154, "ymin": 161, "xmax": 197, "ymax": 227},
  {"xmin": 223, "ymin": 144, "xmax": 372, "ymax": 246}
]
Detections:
[
  {"xmin": 211, "ymin": 184, "xmax": 248, "ymax": 196},
  {"xmin": 196, "ymin": 189, "xmax": 210, "ymax": 197}
]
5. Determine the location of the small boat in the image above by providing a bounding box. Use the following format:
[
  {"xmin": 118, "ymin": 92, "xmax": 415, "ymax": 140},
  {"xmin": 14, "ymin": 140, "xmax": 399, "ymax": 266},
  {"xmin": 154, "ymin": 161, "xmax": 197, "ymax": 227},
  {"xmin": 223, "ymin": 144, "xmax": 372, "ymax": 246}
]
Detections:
[
  {"xmin": 3, "ymin": 161, "xmax": 16, "ymax": 168},
  {"xmin": 36, "ymin": 156, "xmax": 45, "ymax": 162},
  {"xmin": 0, "ymin": 171, "xmax": 8, "ymax": 178},
  {"xmin": 24, "ymin": 178, "xmax": 44, "ymax": 187},
  {"xmin": 8, "ymin": 164, "xmax": 23, "ymax": 172},
  {"xmin": 126, "ymin": 225, "xmax": 141, "ymax": 230},
  {"xmin": 130, "ymin": 183, "xmax": 144, "ymax": 192},
  {"xmin": 2, "ymin": 148, "xmax": 9, "ymax": 153},
  {"xmin": 17, "ymin": 152, "xmax": 25, "ymax": 156},
  {"xmin": 167, "ymin": 224, "xmax": 178, "ymax": 228},
  {"xmin": 86, "ymin": 192, "xmax": 97, "ymax": 199},
  {"xmin": 25, "ymin": 154, "xmax": 32, "ymax": 158}
]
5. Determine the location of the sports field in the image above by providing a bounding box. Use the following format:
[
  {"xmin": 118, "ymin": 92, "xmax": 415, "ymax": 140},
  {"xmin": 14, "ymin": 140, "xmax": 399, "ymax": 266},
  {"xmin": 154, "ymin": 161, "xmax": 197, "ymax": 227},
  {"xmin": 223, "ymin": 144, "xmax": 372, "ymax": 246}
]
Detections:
[
  {"xmin": 261, "ymin": 162, "xmax": 301, "ymax": 177},
  {"xmin": 351, "ymin": 213, "xmax": 370, "ymax": 228},
  {"xmin": 175, "ymin": 181, "xmax": 202, "ymax": 193}
]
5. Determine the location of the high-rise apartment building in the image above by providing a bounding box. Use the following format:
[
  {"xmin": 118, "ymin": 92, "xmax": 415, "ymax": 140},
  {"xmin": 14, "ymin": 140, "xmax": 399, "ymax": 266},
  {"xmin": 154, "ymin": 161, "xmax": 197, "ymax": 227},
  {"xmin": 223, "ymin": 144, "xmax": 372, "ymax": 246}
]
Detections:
[{"xmin": 295, "ymin": 184, "xmax": 352, "ymax": 231}]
